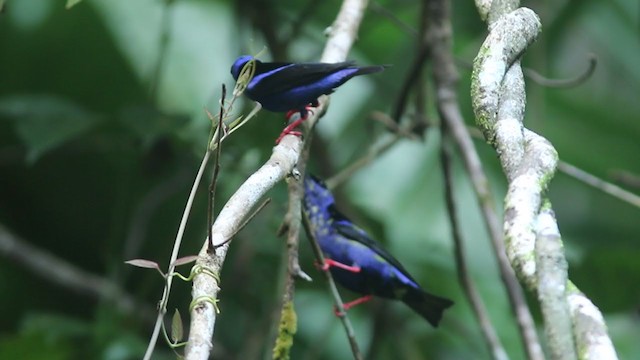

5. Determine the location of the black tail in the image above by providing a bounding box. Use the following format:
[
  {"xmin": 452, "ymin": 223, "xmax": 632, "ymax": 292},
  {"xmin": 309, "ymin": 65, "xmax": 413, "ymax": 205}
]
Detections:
[
  {"xmin": 402, "ymin": 289, "xmax": 454, "ymax": 327},
  {"xmin": 353, "ymin": 65, "xmax": 387, "ymax": 76}
]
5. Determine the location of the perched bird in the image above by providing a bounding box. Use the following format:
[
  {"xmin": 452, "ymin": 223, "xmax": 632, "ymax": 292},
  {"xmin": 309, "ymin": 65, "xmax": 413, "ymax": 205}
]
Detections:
[
  {"xmin": 303, "ymin": 175, "xmax": 453, "ymax": 327},
  {"xmin": 230, "ymin": 56, "xmax": 385, "ymax": 142}
]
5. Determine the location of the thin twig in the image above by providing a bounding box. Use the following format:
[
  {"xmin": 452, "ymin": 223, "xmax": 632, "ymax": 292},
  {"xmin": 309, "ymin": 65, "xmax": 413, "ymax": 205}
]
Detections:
[
  {"xmin": 272, "ymin": 117, "xmax": 313, "ymax": 360},
  {"xmin": 213, "ymin": 198, "xmax": 272, "ymax": 250},
  {"xmin": 143, "ymin": 149, "xmax": 211, "ymax": 360},
  {"xmin": 456, "ymin": 54, "xmax": 598, "ymax": 89},
  {"xmin": 0, "ymin": 224, "xmax": 154, "ymax": 321},
  {"xmin": 369, "ymin": 1, "xmax": 418, "ymax": 37},
  {"xmin": 466, "ymin": 126, "xmax": 640, "ymax": 209},
  {"xmin": 391, "ymin": 3, "xmax": 430, "ymax": 124},
  {"xmin": 523, "ymin": 53, "xmax": 597, "ymax": 88},
  {"xmin": 327, "ymin": 134, "xmax": 402, "ymax": 189},
  {"xmin": 123, "ymin": 168, "xmax": 191, "ymax": 260},
  {"xmin": 301, "ymin": 213, "xmax": 363, "ymax": 360},
  {"xmin": 609, "ymin": 169, "xmax": 640, "ymax": 190},
  {"xmin": 326, "ymin": 111, "xmax": 421, "ymax": 189},
  {"xmin": 207, "ymin": 85, "xmax": 227, "ymax": 251},
  {"xmin": 149, "ymin": 0, "xmax": 175, "ymax": 101},
  {"xmin": 558, "ymin": 161, "xmax": 640, "ymax": 208},
  {"xmin": 440, "ymin": 135, "xmax": 508, "ymax": 360}
]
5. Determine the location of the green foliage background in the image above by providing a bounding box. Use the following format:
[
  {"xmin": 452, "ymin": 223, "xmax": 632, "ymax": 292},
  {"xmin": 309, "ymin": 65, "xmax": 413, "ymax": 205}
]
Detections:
[{"xmin": 0, "ymin": 0, "xmax": 638, "ymax": 359}]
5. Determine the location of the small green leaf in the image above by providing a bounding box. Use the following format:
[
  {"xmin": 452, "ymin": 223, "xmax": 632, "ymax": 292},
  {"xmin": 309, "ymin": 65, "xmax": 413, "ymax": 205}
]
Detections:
[
  {"xmin": 0, "ymin": 0, "xmax": 6, "ymax": 13},
  {"xmin": 66, "ymin": 0, "xmax": 83, "ymax": 9},
  {"xmin": 171, "ymin": 309, "xmax": 183, "ymax": 344}
]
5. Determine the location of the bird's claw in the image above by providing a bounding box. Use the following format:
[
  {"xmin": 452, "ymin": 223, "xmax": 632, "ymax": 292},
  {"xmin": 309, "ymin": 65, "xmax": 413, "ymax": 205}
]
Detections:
[
  {"xmin": 314, "ymin": 260, "xmax": 330, "ymax": 271},
  {"xmin": 276, "ymin": 110, "xmax": 309, "ymax": 144},
  {"xmin": 285, "ymin": 110, "xmax": 299, "ymax": 120},
  {"xmin": 275, "ymin": 129, "xmax": 303, "ymax": 144},
  {"xmin": 285, "ymin": 104, "xmax": 316, "ymax": 122}
]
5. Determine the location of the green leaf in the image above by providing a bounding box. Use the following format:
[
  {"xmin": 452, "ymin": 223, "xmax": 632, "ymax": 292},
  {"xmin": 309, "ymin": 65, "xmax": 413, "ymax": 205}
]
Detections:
[
  {"xmin": 0, "ymin": 0, "xmax": 5, "ymax": 12},
  {"xmin": 171, "ymin": 309, "xmax": 183, "ymax": 344},
  {"xmin": 66, "ymin": 0, "xmax": 83, "ymax": 9},
  {"xmin": 0, "ymin": 95, "xmax": 102, "ymax": 163}
]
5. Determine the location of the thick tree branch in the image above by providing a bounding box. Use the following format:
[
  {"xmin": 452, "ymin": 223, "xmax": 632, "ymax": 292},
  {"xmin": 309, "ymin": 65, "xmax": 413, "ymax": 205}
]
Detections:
[
  {"xmin": 471, "ymin": 2, "xmax": 618, "ymax": 359},
  {"xmin": 185, "ymin": 137, "xmax": 303, "ymax": 360},
  {"xmin": 535, "ymin": 204, "xmax": 575, "ymax": 360},
  {"xmin": 184, "ymin": 0, "xmax": 372, "ymax": 358}
]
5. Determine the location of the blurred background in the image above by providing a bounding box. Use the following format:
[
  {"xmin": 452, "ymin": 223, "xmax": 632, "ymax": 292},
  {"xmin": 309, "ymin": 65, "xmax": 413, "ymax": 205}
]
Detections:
[{"xmin": 0, "ymin": 0, "xmax": 638, "ymax": 359}]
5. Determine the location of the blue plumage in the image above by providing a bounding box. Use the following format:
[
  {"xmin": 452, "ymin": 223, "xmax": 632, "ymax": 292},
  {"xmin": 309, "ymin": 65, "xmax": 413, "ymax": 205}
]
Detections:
[
  {"xmin": 230, "ymin": 55, "xmax": 385, "ymax": 115},
  {"xmin": 303, "ymin": 175, "xmax": 453, "ymax": 327}
]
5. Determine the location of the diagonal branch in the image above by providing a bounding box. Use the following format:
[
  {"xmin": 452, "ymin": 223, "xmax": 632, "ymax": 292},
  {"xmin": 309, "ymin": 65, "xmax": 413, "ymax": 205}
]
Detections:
[
  {"xmin": 0, "ymin": 224, "xmax": 154, "ymax": 320},
  {"xmin": 184, "ymin": 0, "xmax": 373, "ymax": 358},
  {"xmin": 440, "ymin": 136, "xmax": 507, "ymax": 360}
]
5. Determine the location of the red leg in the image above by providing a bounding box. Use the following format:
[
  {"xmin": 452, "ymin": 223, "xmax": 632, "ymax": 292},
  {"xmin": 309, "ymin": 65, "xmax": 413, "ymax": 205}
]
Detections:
[
  {"xmin": 275, "ymin": 105, "xmax": 316, "ymax": 144},
  {"xmin": 275, "ymin": 115, "xmax": 306, "ymax": 144},
  {"xmin": 334, "ymin": 295, "xmax": 374, "ymax": 316},
  {"xmin": 318, "ymin": 258, "xmax": 361, "ymax": 273},
  {"xmin": 343, "ymin": 295, "xmax": 373, "ymax": 310}
]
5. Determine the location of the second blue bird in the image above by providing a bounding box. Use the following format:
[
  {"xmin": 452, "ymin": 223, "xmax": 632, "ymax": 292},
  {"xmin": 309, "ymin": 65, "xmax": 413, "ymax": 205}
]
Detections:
[
  {"xmin": 303, "ymin": 175, "xmax": 453, "ymax": 327},
  {"xmin": 230, "ymin": 55, "xmax": 385, "ymax": 116}
]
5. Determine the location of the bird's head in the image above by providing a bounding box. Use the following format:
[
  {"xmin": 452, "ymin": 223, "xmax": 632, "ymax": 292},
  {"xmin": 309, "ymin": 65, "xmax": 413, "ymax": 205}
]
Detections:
[
  {"xmin": 230, "ymin": 55, "xmax": 255, "ymax": 80},
  {"xmin": 303, "ymin": 175, "xmax": 335, "ymax": 211}
]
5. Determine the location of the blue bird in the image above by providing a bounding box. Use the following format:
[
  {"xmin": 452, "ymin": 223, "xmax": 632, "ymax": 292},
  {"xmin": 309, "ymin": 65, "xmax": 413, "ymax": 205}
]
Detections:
[
  {"xmin": 303, "ymin": 175, "xmax": 453, "ymax": 327},
  {"xmin": 230, "ymin": 55, "xmax": 385, "ymax": 114},
  {"xmin": 230, "ymin": 56, "xmax": 385, "ymax": 142}
]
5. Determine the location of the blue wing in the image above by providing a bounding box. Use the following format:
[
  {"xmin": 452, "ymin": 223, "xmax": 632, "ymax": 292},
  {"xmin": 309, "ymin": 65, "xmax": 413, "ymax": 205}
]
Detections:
[
  {"xmin": 250, "ymin": 61, "xmax": 356, "ymax": 97},
  {"xmin": 328, "ymin": 205, "xmax": 419, "ymax": 284}
]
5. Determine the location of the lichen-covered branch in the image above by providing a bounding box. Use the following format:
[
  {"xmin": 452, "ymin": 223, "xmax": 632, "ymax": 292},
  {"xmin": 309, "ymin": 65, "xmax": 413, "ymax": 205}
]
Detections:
[
  {"xmin": 535, "ymin": 204, "xmax": 575, "ymax": 360},
  {"xmin": 471, "ymin": 2, "xmax": 618, "ymax": 359},
  {"xmin": 426, "ymin": 0, "xmax": 541, "ymax": 358},
  {"xmin": 185, "ymin": 136, "xmax": 303, "ymax": 360},
  {"xmin": 567, "ymin": 283, "xmax": 618, "ymax": 360}
]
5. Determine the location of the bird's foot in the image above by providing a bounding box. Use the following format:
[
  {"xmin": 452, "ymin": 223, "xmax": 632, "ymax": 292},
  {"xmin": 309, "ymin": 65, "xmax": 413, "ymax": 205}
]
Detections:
[
  {"xmin": 318, "ymin": 258, "xmax": 361, "ymax": 273},
  {"xmin": 275, "ymin": 125, "xmax": 303, "ymax": 144},
  {"xmin": 334, "ymin": 295, "xmax": 374, "ymax": 316},
  {"xmin": 275, "ymin": 108, "xmax": 313, "ymax": 144}
]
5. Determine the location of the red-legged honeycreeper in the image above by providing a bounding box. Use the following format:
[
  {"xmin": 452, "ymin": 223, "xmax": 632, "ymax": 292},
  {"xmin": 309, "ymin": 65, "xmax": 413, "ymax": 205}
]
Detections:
[
  {"xmin": 303, "ymin": 175, "xmax": 453, "ymax": 327},
  {"xmin": 230, "ymin": 55, "xmax": 385, "ymax": 116}
]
